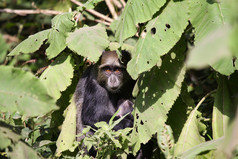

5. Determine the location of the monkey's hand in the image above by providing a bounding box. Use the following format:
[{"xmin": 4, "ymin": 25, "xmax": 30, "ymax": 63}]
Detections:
[{"xmin": 113, "ymin": 118, "xmax": 133, "ymax": 131}]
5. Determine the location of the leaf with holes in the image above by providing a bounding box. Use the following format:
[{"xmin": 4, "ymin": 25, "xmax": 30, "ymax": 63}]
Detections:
[
  {"xmin": 40, "ymin": 54, "xmax": 74, "ymax": 100},
  {"xmin": 8, "ymin": 29, "xmax": 50, "ymax": 56},
  {"xmin": 0, "ymin": 66, "xmax": 57, "ymax": 117},
  {"xmin": 130, "ymin": 39, "xmax": 186, "ymax": 152},
  {"xmin": 127, "ymin": 0, "xmax": 188, "ymax": 79},
  {"xmin": 114, "ymin": 0, "xmax": 166, "ymax": 44},
  {"xmin": 66, "ymin": 24, "xmax": 109, "ymax": 62},
  {"xmin": 157, "ymin": 124, "xmax": 175, "ymax": 159}
]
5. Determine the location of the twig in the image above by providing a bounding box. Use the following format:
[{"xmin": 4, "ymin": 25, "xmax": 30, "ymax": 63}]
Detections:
[
  {"xmin": 112, "ymin": 0, "xmax": 123, "ymax": 8},
  {"xmin": 119, "ymin": 0, "xmax": 126, "ymax": 7},
  {"xmin": 105, "ymin": 0, "xmax": 118, "ymax": 19},
  {"xmin": 0, "ymin": 8, "xmax": 62, "ymax": 16},
  {"xmin": 70, "ymin": 0, "xmax": 113, "ymax": 23},
  {"xmin": 194, "ymin": 90, "xmax": 216, "ymax": 111},
  {"xmin": 94, "ymin": 19, "xmax": 110, "ymax": 26}
]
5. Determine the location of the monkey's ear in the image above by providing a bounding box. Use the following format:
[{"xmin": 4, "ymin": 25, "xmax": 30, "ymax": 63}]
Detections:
[{"xmin": 121, "ymin": 50, "xmax": 131, "ymax": 65}]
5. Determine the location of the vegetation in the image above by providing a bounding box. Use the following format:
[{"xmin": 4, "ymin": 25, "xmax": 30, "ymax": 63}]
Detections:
[{"xmin": 0, "ymin": 0, "xmax": 238, "ymax": 158}]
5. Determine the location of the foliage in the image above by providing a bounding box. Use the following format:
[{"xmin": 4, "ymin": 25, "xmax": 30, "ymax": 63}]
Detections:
[{"xmin": 0, "ymin": 0, "xmax": 238, "ymax": 158}]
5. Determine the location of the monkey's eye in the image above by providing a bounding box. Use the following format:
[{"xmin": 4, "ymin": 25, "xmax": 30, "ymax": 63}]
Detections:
[
  {"xmin": 114, "ymin": 68, "xmax": 122, "ymax": 74},
  {"xmin": 104, "ymin": 68, "xmax": 111, "ymax": 74}
]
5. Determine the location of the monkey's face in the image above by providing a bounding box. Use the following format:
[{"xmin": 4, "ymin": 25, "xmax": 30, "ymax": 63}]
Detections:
[{"xmin": 98, "ymin": 65, "xmax": 124, "ymax": 93}]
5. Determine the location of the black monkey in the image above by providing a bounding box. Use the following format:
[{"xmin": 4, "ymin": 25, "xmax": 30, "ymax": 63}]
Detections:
[{"xmin": 75, "ymin": 51, "xmax": 135, "ymax": 140}]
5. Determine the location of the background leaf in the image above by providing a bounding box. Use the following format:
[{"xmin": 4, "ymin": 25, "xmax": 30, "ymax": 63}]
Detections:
[
  {"xmin": 0, "ymin": 34, "xmax": 8, "ymax": 63},
  {"xmin": 0, "ymin": 66, "xmax": 57, "ymax": 117},
  {"xmin": 189, "ymin": 0, "xmax": 228, "ymax": 43}
]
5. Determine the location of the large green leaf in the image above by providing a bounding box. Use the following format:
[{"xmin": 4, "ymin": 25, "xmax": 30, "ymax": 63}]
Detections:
[
  {"xmin": 131, "ymin": 39, "xmax": 186, "ymax": 151},
  {"xmin": 66, "ymin": 24, "xmax": 109, "ymax": 62},
  {"xmin": 213, "ymin": 75, "xmax": 238, "ymax": 139},
  {"xmin": 127, "ymin": 0, "xmax": 188, "ymax": 79},
  {"xmin": 46, "ymin": 13, "xmax": 74, "ymax": 59},
  {"xmin": 0, "ymin": 66, "xmax": 57, "ymax": 117},
  {"xmin": 114, "ymin": 0, "xmax": 166, "ymax": 43},
  {"xmin": 56, "ymin": 97, "xmax": 77, "ymax": 156},
  {"xmin": 174, "ymin": 100, "xmax": 205, "ymax": 156},
  {"xmin": 0, "ymin": 34, "xmax": 8, "ymax": 63},
  {"xmin": 8, "ymin": 29, "xmax": 50, "ymax": 56},
  {"xmin": 167, "ymin": 84, "xmax": 195, "ymax": 142},
  {"xmin": 0, "ymin": 123, "xmax": 40, "ymax": 159},
  {"xmin": 189, "ymin": 0, "xmax": 228, "ymax": 43},
  {"xmin": 40, "ymin": 54, "xmax": 74, "ymax": 99},
  {"xmin": 186, "ymin": 26, "xmax": 235, "ymax": 76},
  {"xmin": 0, "ymin": 123, "xmax": 20, "ymax": 149},
  {"xmin": 178, "ymin": 137, "xmax": 224, "ymax": 159}
]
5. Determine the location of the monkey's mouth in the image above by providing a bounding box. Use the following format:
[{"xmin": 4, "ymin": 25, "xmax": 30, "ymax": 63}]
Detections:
[{"xmin": 107, "ymin": 86, "xmax": 120, "ymax": 93}]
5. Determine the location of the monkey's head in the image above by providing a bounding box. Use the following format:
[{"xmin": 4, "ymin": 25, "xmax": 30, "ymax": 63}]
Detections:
[{"xmin": 97, "ymin": 51, "xmax": 131, "ymax": 93}]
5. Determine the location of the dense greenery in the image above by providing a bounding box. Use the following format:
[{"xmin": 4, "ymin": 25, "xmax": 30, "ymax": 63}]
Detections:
[{"xmin": 0, "ymin": 0, "xmax": 238, "ymax": 158}]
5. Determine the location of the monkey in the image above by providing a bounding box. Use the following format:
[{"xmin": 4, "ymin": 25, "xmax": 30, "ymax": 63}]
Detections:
[
  {"xmin": 75, "ymin": 50, "xmax": 135, "ymax": 142},
  {"xmin": 75, "ymin": 51, "xmax": 154, "ymax": 158}
]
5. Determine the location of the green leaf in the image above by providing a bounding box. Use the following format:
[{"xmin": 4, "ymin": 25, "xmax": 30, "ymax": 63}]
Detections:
[
  {"xmin": 9, "ymin": 142, "xmax": 41, "ymax": 159},
  {"xmin": 178, "ymin": 137, "xmax": 224, "ymax": 159},
  {"xmin": 211, "ymin": 57, "xmax": 235, "ymax": 76},
  {"xmin": 213, "ymin": 76, "xmax": 237, "ymax": 139},
  {"xmin": 131, "ymin": 40, "xmax": 186, "ymax": 148},
  {"xmin": 127, "ymin": 0, "xmax": 189, "ymax": 79},
  {"xmin": 40, "ymin": 54, "xmax": 74, "ymax": 99},
  {"xmin": 8, "ymin": 29, "xmax": 50, "ymax": 56},
  {"xmin": 167, "ymin": 84, "xmax": 194, "ymax": 142},
  {"xmin": 186, "ymin": 25, "xmax": 234, "ymax": 76},
  {"xmin": 0, "ymin": 123, "xmax": 40, "ymax": 159},
  {"xmin": 56, "ymin": 97, "xmax": 76, "ymax": 156},
  {"xmin": 0, "ymin": 124, "xmax": 21, "ymax": 149},
  {"xmin": 78, "ymin": 0, "xmax": 103, "ymax": 11},
  {"xmin": 51, "ymin": 13, "xmax": 74, "ymax": 33},
  {"xmin": 0, "ymin": 34, "xmax": 8, "ymax": 63},
  {"xmin": 174, "ymin": 101, "xmax": 205, "ymax": 156},
  {"xmin": 157, "ymin": 124, "xmax": 175, "ymax": 159},
  {"xmin": 229, "ymin": 25, "xmax": 238, "ymax": 57},
  {"xmin": 0, "ymin": 66, "xmax": 57, "ymax": 117},
  {"xmin": 66, "ymin": 24, "xmax": 109, "ymax": 62},
  {"xmin": 189, "ymin": 0, "xmax": 228, "ymax": 43},
  {"xmin": 46, "ymin": 13, "xmax": 74, "ymax": 59},
  {"xmin": 114, "ymin": 0, "xmax": 166, "ymax": 43}
]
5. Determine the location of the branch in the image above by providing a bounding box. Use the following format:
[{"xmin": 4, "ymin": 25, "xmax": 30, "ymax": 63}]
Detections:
[
  {"xmin": 105, "ymin": 0, "xmax": 118, "ymax": 19},
  {"xmin": 0, "ymin": 8, "xmax": 62, "ymax": 16},
  {"xmin": 70, "ymin": 0, "xmax": 113, "ymax": 23},
  {"xmin": 112, "ymin": 0, "xmax": 123, "ymax": 9},
  {"xmin": 119, "ymin": 0, "xmax": 126, "ymax": 7}
]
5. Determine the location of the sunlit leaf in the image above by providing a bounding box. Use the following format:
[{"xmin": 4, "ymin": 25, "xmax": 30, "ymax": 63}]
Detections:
[
  {"xmin": 8, "ymin": 29, "xmax": 50, "ymax": 56},
  {"xmin": 66, "ymin": 24, "xmax": 109, "ymax": 62},
  {"xmin": 114, "ymin": 0, "xmax": 166, "ymax": 43},
  {"xmin": 56, "ymin": 97, "xmax": 76, "ymax": 156},
  {"xmin": 127, "ymin": 0, "xmax": 188, "ymax": 79},
  {"xmin": 0, "ymin": 66, "xmax": 57, "ymax": 117},
  {"xmin": 40, "ymin": 54, "xmax": 74, "ymax": 99}
]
